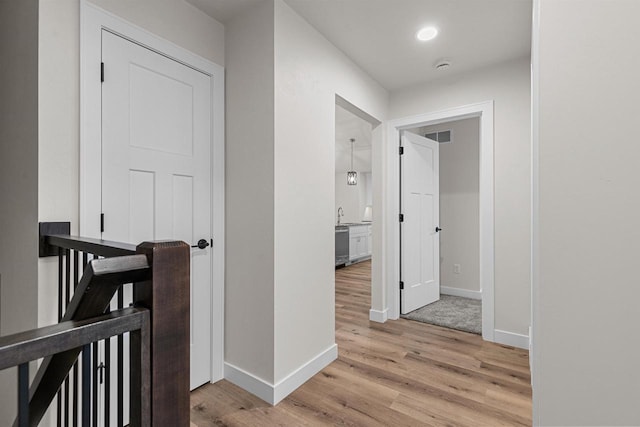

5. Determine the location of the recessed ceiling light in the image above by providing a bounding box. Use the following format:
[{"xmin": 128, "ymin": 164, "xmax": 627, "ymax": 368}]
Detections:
[{"xmin": 416, "ymin": 26, "xmax": 438, "ymax": 42}]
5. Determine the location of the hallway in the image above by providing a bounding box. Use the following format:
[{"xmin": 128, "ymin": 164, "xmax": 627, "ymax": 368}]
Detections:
[{"xmin": 190, "ymin": 261, "xmax": 531, "ymax": 425}]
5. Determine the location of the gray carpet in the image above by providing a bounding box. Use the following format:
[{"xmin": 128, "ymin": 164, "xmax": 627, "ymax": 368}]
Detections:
[{"xmin": 401, "ymin": 295, "xmax": 482, "ymax": 335}]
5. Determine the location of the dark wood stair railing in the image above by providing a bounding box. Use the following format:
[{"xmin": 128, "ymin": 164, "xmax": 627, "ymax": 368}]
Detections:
[
  {"xmin": 0, "ymin": 223, "xmax": 191, "ymax": 426},
  {"xmin": 0, "ymin": 307, "xmax": 150, "ymax": 426},
  {"xmin": 134, "ymin": 240, "xmax": 191, "ymax": 426},
  {"xmin": 24, "ymin": 254, "xmax": 150, "ymax": 426}
]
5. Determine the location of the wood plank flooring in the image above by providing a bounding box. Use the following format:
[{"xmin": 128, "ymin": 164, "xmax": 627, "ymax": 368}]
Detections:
[{"xmin": 190, "ymin": 260, "xmax": 532, "ymax": 426}]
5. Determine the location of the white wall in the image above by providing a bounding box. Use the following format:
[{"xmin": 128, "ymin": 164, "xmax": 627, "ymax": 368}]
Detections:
[
  {"xmin": 335, "ymin": 146, "xmax": 372, "ymax": 174},
  {"xmin": 0, "ymin": 1, "xmax": 39, "ymax": 423},
  {"xmin": 90, "ymin": 0, "xmax": 225, "ymax": 66},
  {"xmin": 225, "ymin": 0, "xmax": 275, "ymax": 384},
  {"xmin": 0, "ymin": 0, "xmax": 39, "ymax": 338},
  {"xmin": 390, "ymin": 57, "xmax": 531, "ymax": 336},
  {"xmin": 38, "ymin": 0, "xmax": 81, "ymax": 328},
  {"xmin": 224, "ymin": 0, "xmax": 387, "ymax": 402},
  {"xmin": 533, "ymin": 1, "xmax": 640, "ymax": 425},
  {"xmin": 37, "ymin": 0, "xmax": 226, "ymax": 327},
  {"xmin": 415, "ymin": 118, "xmax": 480, "ymax": 294},
  {"xmin": 273, "ymin": 0, "xmax": 388, "ymax": 385}
]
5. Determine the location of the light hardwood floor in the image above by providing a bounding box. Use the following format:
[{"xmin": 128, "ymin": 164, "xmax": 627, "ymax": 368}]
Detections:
[{"xmin": 190, "ymin": 260, "xmax": 532, "ymax": 426}]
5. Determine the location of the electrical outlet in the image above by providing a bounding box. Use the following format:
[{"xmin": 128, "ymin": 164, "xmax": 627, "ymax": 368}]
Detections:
[{"xmin": 453, "ymin": 264, "xmax": 461, "ymax": 274}]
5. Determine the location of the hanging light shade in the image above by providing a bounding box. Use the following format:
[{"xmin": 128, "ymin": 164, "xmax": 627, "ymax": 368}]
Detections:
[
  {"xmin": 347, "ymin": 171, "xmax": 357, "ymax": 185},
  {"xmin": 347, "ymin": 138, "xmax": 357, "ymax": 185}
]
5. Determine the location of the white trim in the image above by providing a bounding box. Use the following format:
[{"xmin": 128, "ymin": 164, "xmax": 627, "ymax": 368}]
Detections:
[
  {"xmin": 369, "ymin": 308, "xmax": 389, "ymax": 323},
  {"xmin": 273, "ymin": 344, "xmax": 338, "ymax": 404},
  {"xmin": 80, "ymin": 1, "xmax": 225, "ymax": 383},
  {"xmin": 224, "ymin": 344, "xmax": 338, "ymax": 405},
  {"xmin": 385, "ymin": 101, "xmax": 496, "ymax": 343},
  {"xmin": 223, "ymin": 363, "xmax": 274, "ymax": 405},
  {"xmin": 209, "ymin": 22, "xmax": 226, "ymax": 386},
  {"xmin": 440, "ymin": 286, "xmax": 481, "ymax": 300},
  {"xmin": 494, "ymin": 329, "xmax": 529, "ymax": 350},
  {"xmin": 531, "ymin": 0, "xmax": 541, "ymax": 424}
]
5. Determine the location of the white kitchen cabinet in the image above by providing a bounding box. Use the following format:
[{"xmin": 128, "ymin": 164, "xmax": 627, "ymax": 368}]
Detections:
[{"xmin": 349, "ymin": 225, "xmax": 371, "ymax": 262}]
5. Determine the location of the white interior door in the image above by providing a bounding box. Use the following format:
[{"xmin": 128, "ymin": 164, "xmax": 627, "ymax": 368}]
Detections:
[
  {"xmin": 101, "ymin": 30, "xmax": 212, "ymax": 390},
  {"xmin": 401, "ymin": 131, "xmax": 440, "ymax": 314}
]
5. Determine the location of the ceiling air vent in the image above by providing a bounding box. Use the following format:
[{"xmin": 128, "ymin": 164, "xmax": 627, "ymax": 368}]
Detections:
[{"xmin": 425, "ymin": 130, "xmax": 452, "ymax": 144}]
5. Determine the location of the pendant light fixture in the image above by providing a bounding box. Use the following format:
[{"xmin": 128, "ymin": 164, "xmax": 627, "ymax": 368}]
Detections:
[{"xmin": 347, "ymin": 138, "xmax": 357, "ymax": 185}]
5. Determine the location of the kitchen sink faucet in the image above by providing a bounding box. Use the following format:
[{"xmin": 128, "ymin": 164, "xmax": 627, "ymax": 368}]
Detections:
[{"xmin": 337, "ymin": 207, "xmax": 344, "ymax": 225}]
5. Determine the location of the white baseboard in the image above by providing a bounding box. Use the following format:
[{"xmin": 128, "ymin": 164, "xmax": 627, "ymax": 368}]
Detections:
[
  {"xmin": 440, "ymin": 286, "xmax": 482, "ymax": 300},
  {"xmin": 273, "ymin": 344, "xmax": 337, "ymax": 404},
  {"xmin": 224, "ymin": 362, "xmax": 273, "ymax": 404},
  {"xmin": 224, "ymin": 344, "xmax": 338, "ymax": 405},
  {"xmin": 369, "ymin": 308, "xmax": 388, "ymax": 323},
  {"xmin": 494, "ymin": 329, "xmax": 529, "ymax": 350}
]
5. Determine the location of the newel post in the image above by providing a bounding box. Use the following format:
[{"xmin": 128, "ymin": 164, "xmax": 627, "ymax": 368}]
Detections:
[{"xmin": 134, "ymin": 241, "xmax": 190, "ymax": 426}]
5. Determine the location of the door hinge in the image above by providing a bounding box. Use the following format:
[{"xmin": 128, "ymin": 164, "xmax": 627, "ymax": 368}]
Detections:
[
  {"xmin": 399, "ymin": 281, "xmax": 404, "ymax": 290},
  {"xmin": 100, "ymin": 213, "xmax": 104, "ymax": 233},
  {"xmin": 399, "ymin": 214, "xmax": 404, "ymax": 222},
  {"xmin": 399, "ymin": 146, "xmax": 404, "ymax": 155},
  {"xmin": 101, "ymin": 62, "xmax": 104, "ymax": 83}
]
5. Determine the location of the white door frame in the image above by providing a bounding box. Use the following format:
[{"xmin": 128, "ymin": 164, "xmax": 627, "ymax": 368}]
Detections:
[
  {"xmin": 386, "ymin": 101, "xmax": 495, "ymax": 342},
  {"xmin": 79, "ymin": 1, "xmax": 225, "ymax": 382}
]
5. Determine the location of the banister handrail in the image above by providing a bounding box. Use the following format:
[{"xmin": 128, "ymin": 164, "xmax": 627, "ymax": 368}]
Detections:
[
  {"xmin": 0, "ymin": 308, "xmax": 148, "ymax": 371},
  {"xmin": 1, "ymin": 307, "xmax": 151, "ymax": 427},
  {"xmin": 45, "ymin": 234, "xmax": 136, "ymax": 258},
  {"xmin": 62, "ymin": 255, "xmax": 150, "ymax": 321}
]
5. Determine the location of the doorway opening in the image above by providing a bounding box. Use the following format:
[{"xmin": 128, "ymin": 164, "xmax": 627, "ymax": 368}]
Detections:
[
  {"xmin": 386, "ymin": 101, "xmax": 495, "ymax": 342},
  {"xmin": 400, "ymin": 117, "xmax": 482, "ymax": 335},
  {"xmin": 334, "ymin": 103, "xmax": 373, "ymax": 268},
  {"xmin": 333, "ymin": 96, "xmax": 381, "ymax": 328}
]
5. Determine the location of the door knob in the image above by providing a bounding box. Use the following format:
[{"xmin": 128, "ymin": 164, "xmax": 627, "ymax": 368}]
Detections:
[
  {"xmin": 435, "ymin": 227, "xmax": 442, "ymax": 232},
  {"xmin": 191, "ymin": 239, "xmax": 210, "ymax": 249}
]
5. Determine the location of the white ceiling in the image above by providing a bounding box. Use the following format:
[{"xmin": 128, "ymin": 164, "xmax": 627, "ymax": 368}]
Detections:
[
  {"xmin": 186, "ymin": 0, "xmax": 532, "ymax": 90},
  {"xmin": 335, "ymin": 105, "xmax": 372, "ymax": 151},
  {"xmin": 284, "ymin": 0, "xmax": 532, "ymax": 90},
  {"xmin": 185, "ymin": 0, "xmax": 263, "ymax": 24},
  {"xmin": 335, "ymin": 104, "xmax": 372, "ymax": 173}
]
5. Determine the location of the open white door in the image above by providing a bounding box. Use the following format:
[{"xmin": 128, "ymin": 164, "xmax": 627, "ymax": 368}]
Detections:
[
  {"xmin": 101, "ymin": 30, "xmax": 212, "ymax": 390},
  {"xmin": 401, "ymin": 131, "xmax": 440, "ymax": 314}
]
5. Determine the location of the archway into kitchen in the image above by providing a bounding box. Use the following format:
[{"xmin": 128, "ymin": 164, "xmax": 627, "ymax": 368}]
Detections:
[{"xmin": 333, "ymin": 96, "xmax": 382, "ymax": 329}]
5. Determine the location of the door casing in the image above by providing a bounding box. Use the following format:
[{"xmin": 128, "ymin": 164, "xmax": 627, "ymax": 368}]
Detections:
[
  {"xmin": 386, "ymin": 101, "xmax": 495, "ymax": 342},
  {"xmin": 80, "ymin": 1, "xmax": 225, "ymax": 382}
]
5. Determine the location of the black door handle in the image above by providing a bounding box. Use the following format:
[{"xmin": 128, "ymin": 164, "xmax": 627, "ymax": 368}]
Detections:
[
  {"xmin": 191, "ymin": 239, "xmax": 210, "ymax": 249},
  {"xmin": 435, "ymin": 227, "xmax": 442, "ymax": 232}
]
